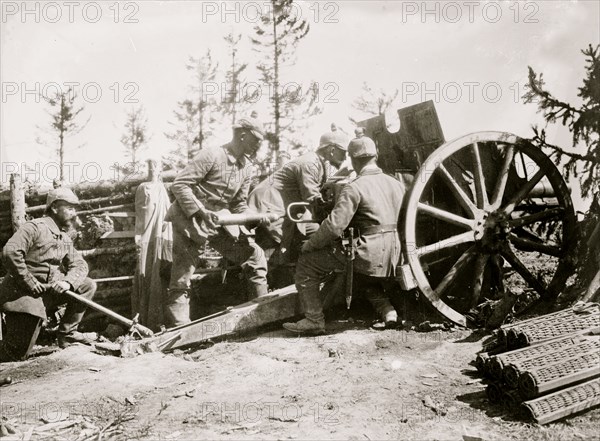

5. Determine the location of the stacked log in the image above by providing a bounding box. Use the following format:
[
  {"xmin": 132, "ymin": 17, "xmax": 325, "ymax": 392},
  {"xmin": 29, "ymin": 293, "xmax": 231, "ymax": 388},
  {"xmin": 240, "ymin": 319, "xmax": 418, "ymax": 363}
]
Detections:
[{"xmin": 472, "ymin": 305, "xmax": 600, "ymax": 424}]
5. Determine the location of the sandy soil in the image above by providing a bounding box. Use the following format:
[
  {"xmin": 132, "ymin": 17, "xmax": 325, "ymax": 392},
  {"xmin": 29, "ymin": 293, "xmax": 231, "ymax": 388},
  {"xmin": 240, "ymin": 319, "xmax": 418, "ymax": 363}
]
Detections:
[{"xmin": 1, "ymin": 319, "xmax": 599, "ymax": 441}]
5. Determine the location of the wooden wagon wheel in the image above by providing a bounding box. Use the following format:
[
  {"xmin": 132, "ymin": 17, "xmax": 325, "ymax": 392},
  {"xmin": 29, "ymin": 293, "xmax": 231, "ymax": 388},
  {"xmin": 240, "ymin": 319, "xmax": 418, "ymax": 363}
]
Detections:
[{"xmin": 403, "ymin": 131, "xmax": 576, "ymax": 327}]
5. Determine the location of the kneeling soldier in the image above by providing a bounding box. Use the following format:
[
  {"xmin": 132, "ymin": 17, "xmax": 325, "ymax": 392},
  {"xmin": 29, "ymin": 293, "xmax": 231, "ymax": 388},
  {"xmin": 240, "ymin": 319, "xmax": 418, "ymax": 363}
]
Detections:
[
  {"xmin": 0, "ymin": 188, "xmax": 97, "ymax": 362},
  {"xmin": 283, "ymin": 133, "xmax": 406, "ymax": 334}
]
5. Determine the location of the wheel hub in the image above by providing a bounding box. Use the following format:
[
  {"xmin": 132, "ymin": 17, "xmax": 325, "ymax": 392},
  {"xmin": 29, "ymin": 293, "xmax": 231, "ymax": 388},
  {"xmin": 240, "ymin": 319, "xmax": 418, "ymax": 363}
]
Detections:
[{"xmin": 479, "ymin": 210, "xmax": 510, "ymax": 252}]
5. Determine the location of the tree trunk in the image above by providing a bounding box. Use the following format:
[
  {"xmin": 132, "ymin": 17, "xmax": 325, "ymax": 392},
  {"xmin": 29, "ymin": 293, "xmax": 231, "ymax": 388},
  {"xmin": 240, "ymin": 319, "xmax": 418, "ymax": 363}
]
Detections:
[
  {"xmin": 271, "ymin": 0, "xmax": 281, "ymax": 162},
  {"xmin": 9, "ymin": 173, "xmax": 26, "ymax": 233}
]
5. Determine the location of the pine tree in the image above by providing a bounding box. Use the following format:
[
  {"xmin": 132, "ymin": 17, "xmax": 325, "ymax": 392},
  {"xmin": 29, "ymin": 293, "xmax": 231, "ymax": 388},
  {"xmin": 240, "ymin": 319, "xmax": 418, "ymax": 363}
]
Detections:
[
  {"xmin": 220, "ymin": 32, "xmax": 249, "ymax": 126},
  {"xmin": 36, "ymin": 87, "xmax": 90, "ymax": 181},
  {"xmin": 524, "ymin": 44, "xmax": 600, "ymax": 301},
  {"xmin": 523, "ymin": 44, "xmax": 599, "ymax": 200},
  {"xmin": 164, "ymin": 99, "xmax": 199, "ymax": 169},
  {"xmin": 250, "ymin": 0, "xmax": 320, "ymax": 160},
  {"xmin": 120, "ymin": 106, "xmax": 148, "ymax": 171},
  {"xmin": 187, "ymin": 50, "xmax": 219, "ymax": 151}
]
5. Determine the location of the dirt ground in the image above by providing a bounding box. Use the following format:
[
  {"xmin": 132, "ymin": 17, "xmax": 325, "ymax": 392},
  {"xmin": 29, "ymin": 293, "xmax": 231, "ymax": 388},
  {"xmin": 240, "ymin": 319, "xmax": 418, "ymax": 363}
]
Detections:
[{"xmin": 1, "ymin": 315, "xmax": 600, "ymax": 441}]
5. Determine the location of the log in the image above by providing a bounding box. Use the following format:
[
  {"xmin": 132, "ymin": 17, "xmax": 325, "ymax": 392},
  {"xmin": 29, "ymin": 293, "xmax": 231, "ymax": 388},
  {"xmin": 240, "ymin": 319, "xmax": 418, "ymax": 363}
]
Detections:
[
  {"xmin": 0, "ymin": 171, "xmax": 178, "ymax": 205},
  {"xmin": 9, "ymin": 174, "xmax": 26, "ymax": 232},
  {"xmin": 81, "ymin": 244, "xmax": 137, "ymax": 257},
  {"xmin": 100, "ymin": 230, "xmax": 136, "ymax": 240},
  {"xmin": 77, "ymin": 204, "xmax": 134, "ymax": 216},
  {"xmin": 26, "ymin": 194, "xmax": 133, "ymax": 214}
]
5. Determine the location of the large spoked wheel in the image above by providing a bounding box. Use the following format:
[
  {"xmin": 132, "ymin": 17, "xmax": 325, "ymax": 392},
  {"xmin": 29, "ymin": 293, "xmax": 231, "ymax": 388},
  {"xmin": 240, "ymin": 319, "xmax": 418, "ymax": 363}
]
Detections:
[{"xmin": 403, "ymin": 132, "xmax": 576, "ymax": 327}]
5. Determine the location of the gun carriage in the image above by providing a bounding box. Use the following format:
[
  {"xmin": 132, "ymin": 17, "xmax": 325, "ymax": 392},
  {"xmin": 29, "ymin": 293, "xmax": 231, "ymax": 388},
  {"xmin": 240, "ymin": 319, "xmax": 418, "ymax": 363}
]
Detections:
[{"xmin": 356, "ymin": 101, "xmax": 576, "ymax": 326}]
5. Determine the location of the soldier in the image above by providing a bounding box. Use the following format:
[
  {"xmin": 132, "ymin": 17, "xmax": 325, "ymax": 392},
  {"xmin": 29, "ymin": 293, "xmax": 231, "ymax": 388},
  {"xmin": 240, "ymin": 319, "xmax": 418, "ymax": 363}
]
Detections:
[
  {"xmin": 164, "ymin": 113, "xmax": 271, "ymax": 327},
  {"xmin": 283, "ymin": 133, "xmax": 406, "ymax": 334},
  {"xmin": 248, "ymin": 128, "xmax": 349, "ymax": 267},
  {"xmin": 0, "ymin": 188, "xmax": 97, "ymax": 362}
]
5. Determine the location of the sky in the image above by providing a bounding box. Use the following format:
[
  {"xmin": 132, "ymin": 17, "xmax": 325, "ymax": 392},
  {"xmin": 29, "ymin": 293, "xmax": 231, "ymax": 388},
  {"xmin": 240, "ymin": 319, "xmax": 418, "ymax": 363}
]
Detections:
[{"xmin": 1, "ymin": 0, "xmax": 599, "ymax": 209}]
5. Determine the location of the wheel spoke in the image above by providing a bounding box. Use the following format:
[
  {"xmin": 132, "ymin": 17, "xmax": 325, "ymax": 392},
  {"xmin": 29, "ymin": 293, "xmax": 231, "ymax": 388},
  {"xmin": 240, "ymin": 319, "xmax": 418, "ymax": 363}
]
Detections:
[
  {"xmin": 509, "ymin": 234, "xmax": 562, "ymax": 257},
  {"xmin": 434, "ymin": 247, "xmax": 476, "ymax": 297},
  {"xmin": 437, "ymin": 164, "xmax": 478, "ymax": 217},
  {"xmin": 417, "ymin": 231, "xmax": 476, "ymax": 257},
  {"xmin": 490, "ymin": 144, "xmax": 515, "ymax": 209},
  {"xmin": 471, "ymin": 253, "xmax": 489, "ymax": 308},
  {"xmin": 471, "ymin": 142, "xmax": 489, "ymax": 209},
  {"xmin": 502, "ymin": 168, "xmax": 546, "ymax": 214},
  {"xmin": 418, "ymin": 202, "xmax": 475, "ymax": 229},
  {"xmin": 500, "ymin": 245, "xmax": 547, "ymax": 296},
  {"xmin": 508, "ymin": 207, "xmax": 564, "ymax": 228}
]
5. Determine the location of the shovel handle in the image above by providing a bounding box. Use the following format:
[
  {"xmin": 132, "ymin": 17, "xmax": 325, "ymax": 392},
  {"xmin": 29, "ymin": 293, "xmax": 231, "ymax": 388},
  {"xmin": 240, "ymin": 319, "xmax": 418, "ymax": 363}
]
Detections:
[{"xmin": 62, "ymin": 289, "xmax": 154, "ymax": 337}]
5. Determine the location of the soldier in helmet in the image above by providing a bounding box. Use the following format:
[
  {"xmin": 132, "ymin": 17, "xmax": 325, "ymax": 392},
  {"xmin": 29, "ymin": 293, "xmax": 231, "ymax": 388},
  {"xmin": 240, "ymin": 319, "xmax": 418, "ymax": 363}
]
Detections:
[
  {"xmin": 283, "ymin": 132, "xmax": 407, "ymax": 334},
  {"xmin": 164, "ymin": 113, "xmax": 272, "ymax": 327},
  {"xmin": 0, "ymin": 188, "xmax": 97, "ymax": 362},
  {"xmin": 247, "ymin": 128, "xmax": 349, "ymax": 273}
]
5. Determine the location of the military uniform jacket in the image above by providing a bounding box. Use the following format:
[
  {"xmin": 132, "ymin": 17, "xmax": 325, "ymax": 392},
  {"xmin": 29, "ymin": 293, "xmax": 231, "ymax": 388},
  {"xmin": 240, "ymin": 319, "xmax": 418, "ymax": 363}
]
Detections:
[
  {"xmin": 257, "ymin": 152, "xmax": 327, "ymax": 248},
  {"xmin": 0, "ymin": 216, "xmax": 89, "ymax": 319},
  {"xmin": 165, "ymin": 144, "xmax": 254, "ymax": 240},
  {"xmin": 303, "ymin": 164, "xmax": 406, "ymax": 277}
]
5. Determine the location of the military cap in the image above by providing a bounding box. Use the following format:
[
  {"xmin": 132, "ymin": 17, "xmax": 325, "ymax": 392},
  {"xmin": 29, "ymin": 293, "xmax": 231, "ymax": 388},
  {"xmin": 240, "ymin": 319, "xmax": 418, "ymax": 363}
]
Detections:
[
  {"xmin": 348, "ymin": 134, "xmax": 378, "ymax": 158},
  {"xmin": 318, "ymin": 130, "xmax": 349, "ymax": 151},
  {"xmin": 46, "ymin": 187, "xmax": 80, "ymax": 208},
  {"xmin": 234, "ymin": 112, "xmax": 265, "ymax": 140}
]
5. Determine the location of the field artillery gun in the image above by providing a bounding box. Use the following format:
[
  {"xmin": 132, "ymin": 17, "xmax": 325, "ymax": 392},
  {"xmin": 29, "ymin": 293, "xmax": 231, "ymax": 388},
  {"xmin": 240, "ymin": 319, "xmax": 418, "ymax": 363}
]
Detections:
[
  {"xmin": 359, "ymin": 101, "xmax": 577, "ymax": 326},
  {"xmin": 120, "ymin": 101, "xmax": 577, "ymax": 355}
]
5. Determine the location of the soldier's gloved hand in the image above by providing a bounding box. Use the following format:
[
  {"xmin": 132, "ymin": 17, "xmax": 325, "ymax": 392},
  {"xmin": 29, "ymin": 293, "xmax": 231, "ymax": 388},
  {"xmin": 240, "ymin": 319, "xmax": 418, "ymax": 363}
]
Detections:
[
  {"xmin": 48, "ymin": 280, "xmax": 71, "ymax": 295},
  {"xmin": 30, "ymin": 279, "xmax": 46, "ymax": 296},
  {"xmin": 196, "ymin": 208, "xmax": 219, "ymax": 230}
]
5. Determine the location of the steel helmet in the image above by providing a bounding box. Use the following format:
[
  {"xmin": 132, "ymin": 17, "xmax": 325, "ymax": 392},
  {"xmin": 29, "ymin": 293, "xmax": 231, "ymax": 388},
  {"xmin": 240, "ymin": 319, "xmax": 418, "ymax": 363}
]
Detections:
[
  {"xmin": 317, "ymin": 129, "xmax": 348, "ymax": 151},
  {"xmin": 233, "ymin": 111, "xmax": 265, "ymax": 140},
  {"xmin": 348, "ymin": 131, "xmax": 378, "ymax": 158},
  {"xmin": 46, "ymin": 187, "xmax": 80, "ymax": 208}
]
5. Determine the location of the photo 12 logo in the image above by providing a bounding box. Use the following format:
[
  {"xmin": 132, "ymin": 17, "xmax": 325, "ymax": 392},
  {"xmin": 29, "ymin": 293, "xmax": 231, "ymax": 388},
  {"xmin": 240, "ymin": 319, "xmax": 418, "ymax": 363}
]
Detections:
[
  {"xmin": 2, "ymin": 82, "xmax": 140, "ymax": 104},
  {"xmin": 1, "ymin": 162, "xmax": 104, "ymax": 186},
  {"xmin": 1, "ymin": 1, "xmax": 139, "ymax": 24},
  {"xmin": 399, "ymin": 81, "xmax": 528, "ymax": 104},
  {"xmin": 200, "ymin": 81, "xmax": 340, "ymax": 105},
  {"xmin": 200, "ymin": 1, "xmax": 339, "ymax": 24},
  {"xmin": 399, "ymin": 1, "xmax": 540, "ymax": 24}
]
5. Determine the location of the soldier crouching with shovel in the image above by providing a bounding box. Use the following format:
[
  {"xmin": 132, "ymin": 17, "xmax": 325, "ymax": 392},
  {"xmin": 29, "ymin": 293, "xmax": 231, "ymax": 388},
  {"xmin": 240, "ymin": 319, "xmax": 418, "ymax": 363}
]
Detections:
[{"xmin": 0, "ymin": 188, "xmax": 97, "ymax": 362}]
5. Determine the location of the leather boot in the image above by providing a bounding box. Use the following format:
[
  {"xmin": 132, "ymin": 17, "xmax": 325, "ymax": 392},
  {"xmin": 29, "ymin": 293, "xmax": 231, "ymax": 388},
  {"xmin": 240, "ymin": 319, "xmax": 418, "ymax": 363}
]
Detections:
[
  {"xmin": 164, "ymin": 290, "xmax": 191, "ymax": 328},
  {"xmin": 57, "ymin": 331, "xmax": 95, "ymax": 349},
  {"xmin": 283, "ymin": 317, "xmax": 325, "ymax": 335},
  {"xmin": 248, "ymin": 283, "xmax": 269, "ymax": 300}
]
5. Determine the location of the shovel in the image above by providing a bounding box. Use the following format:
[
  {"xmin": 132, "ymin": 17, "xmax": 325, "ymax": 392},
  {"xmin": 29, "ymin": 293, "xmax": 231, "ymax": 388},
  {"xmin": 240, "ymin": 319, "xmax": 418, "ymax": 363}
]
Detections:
[{"xmin": 62, "ymin": 288, "xmax": 154, "ymax": 337}]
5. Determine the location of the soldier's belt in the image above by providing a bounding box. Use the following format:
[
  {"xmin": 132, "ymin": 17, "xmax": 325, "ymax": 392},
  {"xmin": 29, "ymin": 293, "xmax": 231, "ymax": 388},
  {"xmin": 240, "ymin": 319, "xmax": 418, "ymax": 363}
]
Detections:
[{"xmin": 357, "ymin": 224, "xmax": 397, "ymax": 236}]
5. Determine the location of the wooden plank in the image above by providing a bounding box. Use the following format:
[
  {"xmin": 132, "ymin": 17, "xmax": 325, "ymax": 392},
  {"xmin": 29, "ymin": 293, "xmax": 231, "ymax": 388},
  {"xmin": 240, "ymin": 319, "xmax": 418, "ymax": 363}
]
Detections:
[
  {"xmin": 106, "ymin": 212, "xmax": 136, "ymax": 218},
  {"xmin": 120, "ymin": 285, "xmax": 300, "ymax": 355},
  {"xmin": 94, "ymin": 275, "xmax": 135, "ymax": 283},
  {"xmin": 100, "ymin": 230, "xmax": 136, "ymax": 240}
]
